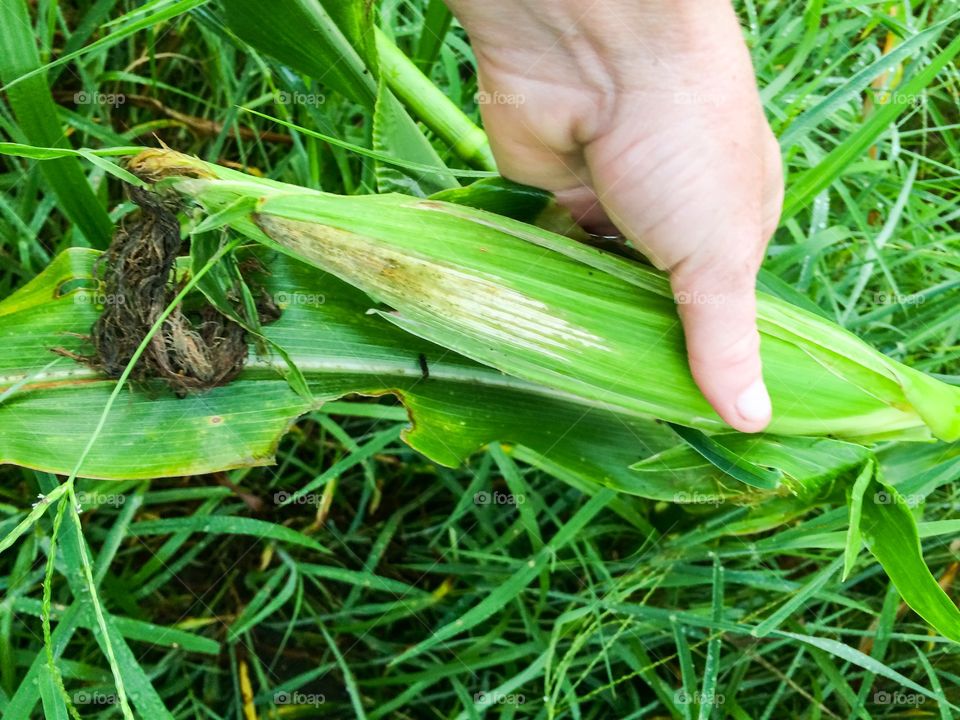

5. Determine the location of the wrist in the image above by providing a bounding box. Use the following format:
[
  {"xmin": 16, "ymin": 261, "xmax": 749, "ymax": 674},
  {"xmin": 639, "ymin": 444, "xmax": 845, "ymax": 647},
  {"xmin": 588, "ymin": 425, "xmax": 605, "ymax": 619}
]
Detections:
[
  {"xmin": 447, "ymin": 1, "xmax": 748, "ymax": 89},
  {"xmin": 445, "ymin": 0, "xmax": 756, "ymax": 142}
]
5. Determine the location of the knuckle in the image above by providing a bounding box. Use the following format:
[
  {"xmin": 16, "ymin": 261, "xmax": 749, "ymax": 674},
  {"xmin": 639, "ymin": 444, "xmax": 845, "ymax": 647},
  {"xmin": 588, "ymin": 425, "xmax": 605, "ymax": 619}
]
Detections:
[
  {"xmin": 674, "ymin": 253, "xmax": 760, "ymax": 294},
  {"xmin": 688, "ymin": 328, "xmax": 761, "ymax": 368}
]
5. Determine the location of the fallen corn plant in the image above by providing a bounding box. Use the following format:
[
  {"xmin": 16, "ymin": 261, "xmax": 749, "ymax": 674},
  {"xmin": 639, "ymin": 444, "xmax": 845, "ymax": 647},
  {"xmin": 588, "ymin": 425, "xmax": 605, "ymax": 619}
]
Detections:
[
  {"xmin": 112, "ymin": 148, "xmax": 960, "ymax": 640},
  {"xmin": 4, "ymin": 146, "xmax": 958, "ymax": 643},
  {"xmin": 129, "ymin": 148, "xmax": 960, "ymax": 444}
]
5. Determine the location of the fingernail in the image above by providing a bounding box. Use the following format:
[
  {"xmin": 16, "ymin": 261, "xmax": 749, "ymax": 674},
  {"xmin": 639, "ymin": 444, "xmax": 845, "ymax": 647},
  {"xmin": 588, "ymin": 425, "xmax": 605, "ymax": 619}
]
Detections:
[{"xmin": 735, "ymin": 378, "xmax": 772, "ymax": 424}]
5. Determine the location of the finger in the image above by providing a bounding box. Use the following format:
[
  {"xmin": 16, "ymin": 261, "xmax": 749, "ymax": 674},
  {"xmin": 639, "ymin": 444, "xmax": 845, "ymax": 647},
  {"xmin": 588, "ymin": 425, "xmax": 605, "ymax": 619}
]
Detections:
[
  {"xmin": 672, "ymin": 249, "xmax": 770, "ymax": 433},
  {"xmin": 472, "ymin": 70, "xmax": 588, "ymax": 194}
]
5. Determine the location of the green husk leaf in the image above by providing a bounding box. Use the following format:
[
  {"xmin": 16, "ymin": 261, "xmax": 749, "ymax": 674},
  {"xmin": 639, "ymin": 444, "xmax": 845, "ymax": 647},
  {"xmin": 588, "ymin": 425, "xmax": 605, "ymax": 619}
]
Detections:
[{"xmin": 860, "ymin": 478, "xmax": 960, "ymax": 642}]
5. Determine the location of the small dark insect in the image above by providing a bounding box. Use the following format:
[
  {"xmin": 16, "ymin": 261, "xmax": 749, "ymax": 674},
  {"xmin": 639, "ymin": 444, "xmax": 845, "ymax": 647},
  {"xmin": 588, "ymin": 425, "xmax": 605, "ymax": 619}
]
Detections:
[{"xmin": 418, "ymin": 353, "xmax": 429, "ymax": 380}]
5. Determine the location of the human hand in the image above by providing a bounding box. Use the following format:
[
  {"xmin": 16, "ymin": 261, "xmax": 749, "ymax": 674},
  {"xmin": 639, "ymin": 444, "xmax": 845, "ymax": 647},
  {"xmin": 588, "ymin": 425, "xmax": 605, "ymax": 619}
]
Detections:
[{"xmin": 445, "ymin": 0, "xmax": 784, "ymax": 432}]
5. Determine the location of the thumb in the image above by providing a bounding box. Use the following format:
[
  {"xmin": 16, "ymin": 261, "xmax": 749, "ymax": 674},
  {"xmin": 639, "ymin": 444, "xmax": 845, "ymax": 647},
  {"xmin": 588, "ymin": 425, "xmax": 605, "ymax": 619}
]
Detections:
[{"xmin": 671, "ymin": 255, "xmax": 771, "ymax": 433}]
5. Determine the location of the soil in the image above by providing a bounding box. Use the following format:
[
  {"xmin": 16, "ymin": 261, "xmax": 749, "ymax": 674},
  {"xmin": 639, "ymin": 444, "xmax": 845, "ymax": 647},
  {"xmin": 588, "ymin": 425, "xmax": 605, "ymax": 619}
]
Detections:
[{"xmin": 61, "ymin": 186, "xmax": 275, "ymax": 395}]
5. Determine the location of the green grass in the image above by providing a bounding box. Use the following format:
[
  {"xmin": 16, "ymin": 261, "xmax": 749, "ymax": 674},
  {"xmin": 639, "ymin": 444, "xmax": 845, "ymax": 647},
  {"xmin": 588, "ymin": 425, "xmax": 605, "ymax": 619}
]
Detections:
[{"xmin": 1, "ymin": 0, "xmax": 959, "ymax": 718}]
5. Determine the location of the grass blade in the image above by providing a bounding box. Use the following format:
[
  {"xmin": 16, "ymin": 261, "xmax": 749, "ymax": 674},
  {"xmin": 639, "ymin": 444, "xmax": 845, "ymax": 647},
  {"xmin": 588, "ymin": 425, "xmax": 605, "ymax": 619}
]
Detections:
[
  {"xmin": 0, "ymin": 0, "xmax": 112, "ymax": 247},
  {"xmin": 390, "ymin": 488, "xmax": 615, "ymax": 665},
  {"xmin": 782, "ymin": 29, "xmax": 960, "ymax": 220}
]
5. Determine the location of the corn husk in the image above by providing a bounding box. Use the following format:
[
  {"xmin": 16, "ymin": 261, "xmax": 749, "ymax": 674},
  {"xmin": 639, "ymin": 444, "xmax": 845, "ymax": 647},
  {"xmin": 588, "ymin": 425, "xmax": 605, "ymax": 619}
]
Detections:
[{"xmin": 128, "ymin": 149, "xmax": 960, "ymax": 444}]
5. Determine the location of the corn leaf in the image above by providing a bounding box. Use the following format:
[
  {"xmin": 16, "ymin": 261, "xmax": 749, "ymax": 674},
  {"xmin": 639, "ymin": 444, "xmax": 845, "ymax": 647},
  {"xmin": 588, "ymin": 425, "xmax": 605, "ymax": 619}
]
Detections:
[
  {"xmin": 372, "ymin": 74, "xmax": 453, "ymax": 195},
  {"xmin": 0, "ymin": 246, "xmax": 726, "ymax": 500},
  {"xmin": 221, "ymin": 0, "xmax": 378, "ymax": 108},
  {"xmin": 859, "ymin": 478, "xmax": 960, "ymax": 642},
  {"xmin": 220, "ymin": 0, "xmax": 457, "ymax": 192}
]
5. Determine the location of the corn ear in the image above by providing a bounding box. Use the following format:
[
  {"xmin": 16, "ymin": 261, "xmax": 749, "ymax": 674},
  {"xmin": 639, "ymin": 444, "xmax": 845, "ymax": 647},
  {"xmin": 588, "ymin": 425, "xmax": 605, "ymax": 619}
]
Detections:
[{"xmin": 129, "ymin": 149, "xmax": 960, "ymax": 444}]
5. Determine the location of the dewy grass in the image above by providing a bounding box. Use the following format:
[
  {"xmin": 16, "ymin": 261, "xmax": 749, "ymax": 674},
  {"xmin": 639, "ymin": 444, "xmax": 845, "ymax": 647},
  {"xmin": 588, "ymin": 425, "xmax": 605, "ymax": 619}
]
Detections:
[
  {"xmin": 129, "ymin": 149, "xmax": 960, "ymax": 444},
  {"xmin": 1, "ymin": 0, "xmax": 959, "ymax": 715}
]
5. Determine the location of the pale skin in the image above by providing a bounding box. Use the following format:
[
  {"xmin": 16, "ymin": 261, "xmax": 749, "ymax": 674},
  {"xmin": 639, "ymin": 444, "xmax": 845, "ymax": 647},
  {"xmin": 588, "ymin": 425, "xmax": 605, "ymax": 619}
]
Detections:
[{"xmin": 444, "ymin": 0, "xmax": 784, "ymax": 433}]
